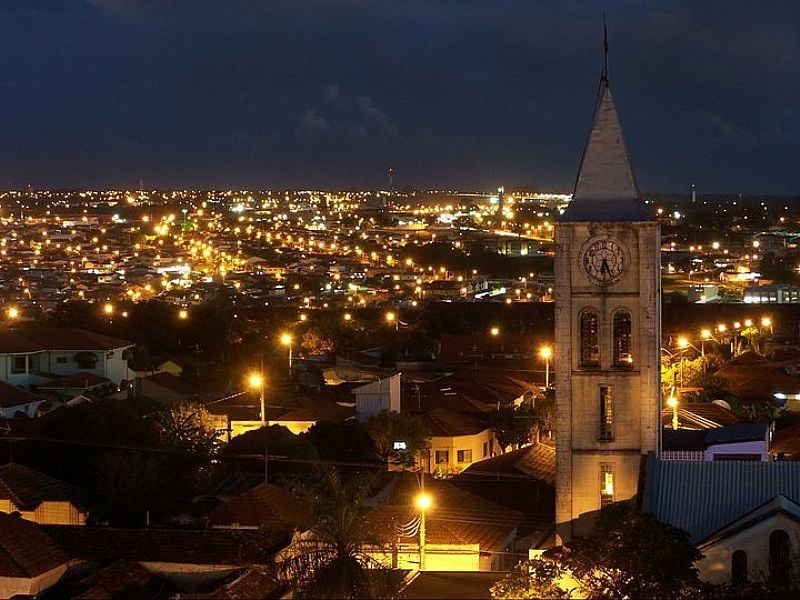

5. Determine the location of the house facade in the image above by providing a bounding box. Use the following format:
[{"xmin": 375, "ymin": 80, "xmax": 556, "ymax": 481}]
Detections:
[{"xmin": 0, "ymin": 328, "xmax": 134, "ymax": 387}]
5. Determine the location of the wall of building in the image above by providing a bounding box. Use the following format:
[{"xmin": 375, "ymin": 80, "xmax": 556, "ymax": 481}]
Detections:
[
  {"xmin": 0, "ymin": 500, "xmax": 86, "ymax": 525},
  {"xmin": 427, "ymin": 430, "xmax": 494, "ymax": 475},
  {"xmin": 698, "ymin": 514, "xmax": 800, "ymax": 584}
]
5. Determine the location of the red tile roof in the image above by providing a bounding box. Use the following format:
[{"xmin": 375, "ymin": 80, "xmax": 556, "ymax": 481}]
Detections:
[
  {"xmin": 463, "ymin": 443, "xmax": 556, "ymax": 485},
  {"xmin": 369, "ymin": 476, "xmax": 523, "ymax": 552},
  {"xmin": 207, "ymin": 483, "xmax": 310, "ymax": 531},
  {"xmin": 414, "ymin": 408, "xmax": 489, "ymax": 437},
  {"xmin": 0, "ymin": 513, "xmax": 68, "ymax": 578},
  {"xmin": 0, "ymin": 463, "xmax": 86, "ymax": 512},
  {"xmin": 0, "ymin": 380, "xmax": 45, "ymax": 409},
  {"xmin": 0, "ymin": 328, "xmax": 133, "ymax": 353},
  {"xmin": 42, "ymin": 525, "xmax": 281, "ymax": 565}
]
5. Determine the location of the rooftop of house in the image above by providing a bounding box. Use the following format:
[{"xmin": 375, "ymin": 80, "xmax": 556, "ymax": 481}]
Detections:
[
  {"xmin": 0, "ymin": 463, "xmax": 87, "ymax": 512},
  {"xmin": 369, "ymin": 476, "xmax": 524, "ymax": 552},
  {"xmin": 642, "ymin": 458, "xmax": 800, "ymax": 543},
  {"xmin": 660, "ymin": 402, "xmax": 741, "ymax": 430},
  {"xmin": 0, "ymin": 380, "xmax": 46, "ymax": 409},
  {"xmin": 42, "ymin": 525, "xmax": 282, "ymax": 565},
  {"xmin": 0, "ymin": 327, "xmax": 133, "ymax": 354},
  {"xmin": 0, "ymin": 512, "xmax": 69, "ymax": 578},
  {"xmin": 462, "ymin": 443, "xmax": 556, "ymax": 485},
  {"xmin": 207, "ymin": 482, "xmax": 311, "ymax": 532},
  {"xmin": 414, "ymin": 408, "xmax": 490, "ymax": 438}
]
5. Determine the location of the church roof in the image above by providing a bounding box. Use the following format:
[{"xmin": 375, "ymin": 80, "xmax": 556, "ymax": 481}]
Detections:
[{"xmin": 561, "ymin": 80, "xmax": 652, "ymax": 222}]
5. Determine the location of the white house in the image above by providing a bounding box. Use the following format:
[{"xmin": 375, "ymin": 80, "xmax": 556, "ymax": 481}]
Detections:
[{"xmin": 0, "ymin": 328, "xmax": 134, "ymax": 387}]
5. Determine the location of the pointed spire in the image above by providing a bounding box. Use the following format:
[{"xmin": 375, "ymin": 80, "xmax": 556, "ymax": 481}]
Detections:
[{"xmin": 561, "ymin": 36, "xmax": 651, "ymax": 222}]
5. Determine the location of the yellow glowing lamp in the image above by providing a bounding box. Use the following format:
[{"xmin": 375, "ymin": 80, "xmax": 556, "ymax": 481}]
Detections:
[
  {"xmin": 7, "ymin": 307, "xmax": 19, "ymax": 320},
  {"xmin": 178, "ymin": 309, "xmax": 189, "ymax": 320},
  {"xmin": 667, "ymin": 396, "xmax": 679, "ymax": 409},
  {"xmin": 539, "ymin": 346, "xmax": 552, "ymax": 360},
  {"xmin": 700, "ymin": 329, "xmax": 712, "ymax": 340},
  {"xmin": 762, "ymin": 317, "xmax": 772, "ymax": 328},
  {"xmin": 415, "ymin": 493, "xmax": 432, "ymax": 511},
  {"xmin": 744, "ymin": 319, "xmax": 753, "ymax": 328},
  {"xmin": 490, "ymin": 327, "xmax": 500, "ymax": 337},
  {"xmin": 677, "ymin": 337, "xmax": 689, "ymax": 349},
  {"xmin": 343, "ymin": 313, "xmax": 352, "ymax": 321},
  {"xmin": 385, "ymin": 311, "xmax": 396, "ymax": 323},
  {"xmin": 280, "ymin": 333, "xmax": 292, "ymax": 346},
  {"xmin": 248, "ymin": 373, "xmax": 264, "ymax": 389},
  {"xmin": 103, "ymin": 303, "xmax": 114, "ymax": 315}
]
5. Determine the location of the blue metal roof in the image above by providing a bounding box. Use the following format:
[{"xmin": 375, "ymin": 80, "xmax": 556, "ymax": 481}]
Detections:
[{"xmin": 642, "ymin": 458, "xmax": 800, "ymax": 543}]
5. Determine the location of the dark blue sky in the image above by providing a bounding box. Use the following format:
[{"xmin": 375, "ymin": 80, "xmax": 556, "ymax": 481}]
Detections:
[{"xmin": 1, "ymin": 1, "xmax": 799, "ymax": 193}]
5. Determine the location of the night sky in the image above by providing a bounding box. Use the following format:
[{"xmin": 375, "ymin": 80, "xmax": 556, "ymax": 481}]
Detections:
[{"xmin": 1, "ymin": 1, "xmax": 799, "ymax": 193}]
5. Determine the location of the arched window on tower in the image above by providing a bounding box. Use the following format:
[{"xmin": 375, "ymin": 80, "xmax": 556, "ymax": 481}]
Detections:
[
  {"xmin": 613, "ymin": 310, "xmax": 633, "ymax": 367},
  {"xmin": 580, "ymin": 310, "xmax": 600, "ymax": 367},
  {"xmin": 731, "ymin": 550, "xmax": 748, "ymax": 586},
  {"xmin": 769, "ymin": 530, "xmax": 791, "ymax": 586}
]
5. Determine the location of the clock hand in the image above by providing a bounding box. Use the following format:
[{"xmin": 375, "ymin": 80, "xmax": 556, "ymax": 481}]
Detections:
[{"xmin": 600, "ymin": 258, "xmax": 612, "ymax": 275}]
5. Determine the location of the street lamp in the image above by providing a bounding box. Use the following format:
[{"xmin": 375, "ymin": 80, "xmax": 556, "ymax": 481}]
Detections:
[
  {"xmin": 6, "ymin": 307, "xmax": 18, "ymax": 320},
  {"xmin": 280, "ymin": 333, "xmax": 293, "ymax": 370},
  {"xmin": 762, "ymin": 316, "xmax": 773, "ymax": 335},
  {"xmin": 415, "ymin": 492, "xmax": 432, "ymax": 571},
  {"xmin": 178, "ymin": 308, "xmax": 189, "ymax": 320},
  {"xmin": 539, "ymin": 346, "xmax": 552, "ymax": 389},
  {"xmin": 386, "ymin": 311, "xmax": 398, "ymax": 331},
  {"xmin": 677, "ymin": 337, "xmax": 689, "ymax": 388},
  {"xmin": 248, "ymin": 369, "xmax": 268, "ymax": 482},
  {"xmin": 667, "ymin": 394, "xmax": 679, "ymax": 430},
  {"xmin": 490, "ymin": 326, "xmax": 500, "ymax": 337}
]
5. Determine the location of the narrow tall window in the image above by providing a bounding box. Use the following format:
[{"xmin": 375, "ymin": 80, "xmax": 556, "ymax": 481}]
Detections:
[
  {"xmin": 580, "ymin": 310, "xmax": 599, "ymax": 366},
  {"xmin": 731, "ymin": 550, "xmax": 748, "ymax": 586},
  {"xmin": 769, "ymin": 530, "xmax": 791, "ymax": 586},
  {"xmin": 600, "ymin": 464, "xmax": 614, "ymax": 508},
  {"xmin": 613, "ymin": 310, "xmax": 633, "ymax": 367},
  {"xmin": 599, "ymin": 386, "xmax": 613, "ymax": 440}
]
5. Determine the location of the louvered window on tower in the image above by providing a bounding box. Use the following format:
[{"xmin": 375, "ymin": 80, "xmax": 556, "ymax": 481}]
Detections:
[
  {"xmin": 600, "ymin": 464, "xmax": 614, "ymax": 508},
  {"xmin": 613, "ymin": 310, "xmax": 633, "ymax": 367},
  {"xmin": 599, "ymin": 385, "xmax": 613, "ymax": 440},
  {"xmin": 579, "ymin": 310, "xmax": 600, "ymax": 366}
]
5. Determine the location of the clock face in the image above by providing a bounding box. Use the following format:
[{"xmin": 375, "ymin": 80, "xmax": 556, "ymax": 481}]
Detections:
[{"xmin": 580, "ymin": 238, "xmax": 626, "ymax": 285}]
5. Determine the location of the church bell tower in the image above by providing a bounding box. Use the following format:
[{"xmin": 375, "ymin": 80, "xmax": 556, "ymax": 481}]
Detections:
[{"xmin": 554, "ymin": 65, "xmax": 661, "ymax": 542}]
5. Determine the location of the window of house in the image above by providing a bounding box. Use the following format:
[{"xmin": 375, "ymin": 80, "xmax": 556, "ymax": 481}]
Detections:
[
  {"xmin": 769, "ymin": 529, "xmax": 791, "ymax": 586},
  {"xmin": 11, "ymin": 356, "xmax": 27, "ymax": 374},
  {"xmin": 731, "ymin": 550, "xmax": 748, "ymax": 586},
  {"xmin": 600, "ymin": 464, "xmax": 614, "ymax": 508},
  {"xmin": 56, "ymin": 357, "xmax": 68, "ymax": 364},
  {"xmin": 435, "ymin": 450, "xmax": 449, "ymax": 465},
  {"xmin": 613, "ymin": 311, "xmax": 633, "ymax": 367},
  {"xmin": 579, "ymin": 310, "xmax": 599, "ymax": 366},
  {"xmin": 457, "ymin": 449, "xmax": 472, "ymax": 464},
  {"xmin": 599, "ymin": 386, "xmax": 613, "ymax": 440},
  {"xmin": 482, "ymin": 442, "xmax": 489, "ymax": 458}
]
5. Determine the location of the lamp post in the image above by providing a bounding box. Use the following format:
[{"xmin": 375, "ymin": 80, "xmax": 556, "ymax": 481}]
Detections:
[
  {"xmin": 540, "ymin": 346, "xmax": 552, "ymax": 389},
  {"xmin": 386, "ymin": 311, "xmax": 398, "ymax": 331},
  {"xmin": 280, "ymin": 333, "xmax": 293, "ymax": 370},
  {"xmin": 415, "ymin": 492, "xmax": 432, "ymax": 571},
  {"xmin": 667, "ymin": 394, "xmax": 679, "ymax": 430},
  {"xmin": 248, "ymin": 368, "xmax": 268, "ymax": 482},
  {"xmin": 677, "ymin": 337, "xmax": 689, "ymax": 388}
]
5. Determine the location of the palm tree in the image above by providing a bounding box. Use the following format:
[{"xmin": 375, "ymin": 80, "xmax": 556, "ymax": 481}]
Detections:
[{"xmin": 278, "ymin": 470, "xmax": 402, "ymax": 599}]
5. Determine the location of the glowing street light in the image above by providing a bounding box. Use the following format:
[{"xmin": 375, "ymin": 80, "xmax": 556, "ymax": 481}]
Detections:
[
  {"xmin": 667, "ymin": 395, "xmax": 679, "ymax": 431},
  {"xmin": 6, "ymin": 307, "xmax": 18, "ymax": 320},
  {"xmin": 343, "ymin": 312, "xmax": 352, "ymax": 321},
  {"xmin": 490, "ymin": 326, "xmax": 500, "ymax": 337},
  {"xmin": 762, "ymin": 316, "xmax": 773, "ymax": 334},
  {"xmin": 280, "ymin": 333, "xmax": 293, "ymax": 370},
  {"xmin": 415, "ymin": 492, "xmax": 433, "ymax": 570},
  {"xmin": 178, "ymin": 309, "xmax": 189, "ymax": 320},
  {"xmin": 385, "ymin": 311, "xmax": 398, "ymax": 331},
  {"xmin": 540, "ymin": 346, "xmax": 552, "ymax": 389},
  {"xmin": 103, "ymin": 303, "xmax": 114, "ymax": 317}
]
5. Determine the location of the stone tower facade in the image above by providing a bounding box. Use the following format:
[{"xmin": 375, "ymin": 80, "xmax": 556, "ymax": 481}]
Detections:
[{"xmin": 554, "ymin": 76, "xmax": 661, "ymax": 543}]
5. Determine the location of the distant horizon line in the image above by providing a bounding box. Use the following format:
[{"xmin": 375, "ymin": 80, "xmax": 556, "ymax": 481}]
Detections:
[{"xmin": 2, "ymin": 187, "xmax": 799, "ymax": 199}]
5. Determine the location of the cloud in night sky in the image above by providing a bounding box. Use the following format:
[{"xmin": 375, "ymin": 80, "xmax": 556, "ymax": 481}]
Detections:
[{"xmin": 0, "ymin": 0, "xmax": 798, "ymax": 193}]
